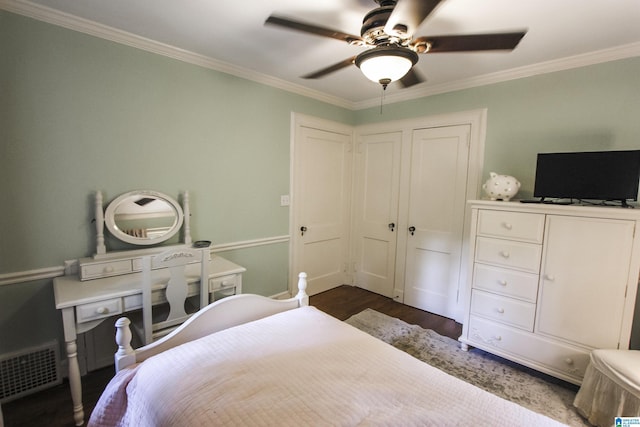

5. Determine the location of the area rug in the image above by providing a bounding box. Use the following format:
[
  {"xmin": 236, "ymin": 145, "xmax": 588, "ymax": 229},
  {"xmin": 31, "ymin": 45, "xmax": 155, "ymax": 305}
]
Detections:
[{"xmin": 345, "ymin": 309, "xmax": 591, "ymax": 427}]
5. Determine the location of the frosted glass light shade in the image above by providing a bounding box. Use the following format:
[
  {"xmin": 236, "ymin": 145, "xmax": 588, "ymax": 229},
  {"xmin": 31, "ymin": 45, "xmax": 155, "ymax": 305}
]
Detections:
[{"xmin": 355, "ymin": 47, "xmax": 418, "ymax": 84}]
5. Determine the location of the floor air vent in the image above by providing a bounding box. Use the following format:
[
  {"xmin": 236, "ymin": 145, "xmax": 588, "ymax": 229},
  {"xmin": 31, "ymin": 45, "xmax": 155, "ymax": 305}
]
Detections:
[{"xmin": 0, "ymin": 341, "xmax": 61, "ymax": 403}]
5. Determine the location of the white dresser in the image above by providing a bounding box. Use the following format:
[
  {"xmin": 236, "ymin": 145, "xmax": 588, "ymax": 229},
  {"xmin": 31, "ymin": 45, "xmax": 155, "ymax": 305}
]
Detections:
[{"xmin": 460, "ymin": 200, "xmax": 640, "ymax": 385}]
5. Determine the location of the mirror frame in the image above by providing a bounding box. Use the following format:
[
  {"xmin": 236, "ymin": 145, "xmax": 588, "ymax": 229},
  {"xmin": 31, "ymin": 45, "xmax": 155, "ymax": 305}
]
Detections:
[{"xmin": 104, "ymin": 190, "xmax": 184, "ymax": 246}]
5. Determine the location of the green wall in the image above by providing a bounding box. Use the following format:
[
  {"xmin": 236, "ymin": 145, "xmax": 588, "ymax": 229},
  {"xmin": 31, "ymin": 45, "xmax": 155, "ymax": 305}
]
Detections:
[
  {"xmin": 2, "ymin": 7, "xmax": 640, "ymax": 358},
  {"xmin": 356, "ymin": 57, "xmax": 640, "ymax": 197},
  {"xmin": 0, "ymin": 10, "xmax": 353, "ymax": 355}
]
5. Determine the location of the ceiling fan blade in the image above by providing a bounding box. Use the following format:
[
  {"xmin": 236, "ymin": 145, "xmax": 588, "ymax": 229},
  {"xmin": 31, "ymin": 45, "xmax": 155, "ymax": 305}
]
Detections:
[
  {"xmin": 415, "ymin": 31, "xmax": 526, "ymax": 53},
  {"xmin": 384, "ymin": 0, "xmax": 443, "ymax": 38},
  {"xmin": 302, "ymin": 56, "xmax": 357, "ymax": 79},
  {"xmin": 265, "ymin": 15, "xmax": 363, "ymax": 45},
  {"xmin": 398, "ymin": 67, "xmax": 425, "ymax": 88}
]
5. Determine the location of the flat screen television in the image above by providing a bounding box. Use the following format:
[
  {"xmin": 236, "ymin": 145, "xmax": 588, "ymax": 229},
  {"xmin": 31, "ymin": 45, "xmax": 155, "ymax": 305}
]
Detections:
[{"xmin": 533, "ymin": 150, "xmax": 640, "ymax": 204}]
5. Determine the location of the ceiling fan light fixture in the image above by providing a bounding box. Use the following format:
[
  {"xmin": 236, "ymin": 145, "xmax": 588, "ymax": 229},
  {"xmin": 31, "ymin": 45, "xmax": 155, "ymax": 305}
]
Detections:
[{"xmin": 355, "ymin": 46, "xmax": 418, "ymax": 85}]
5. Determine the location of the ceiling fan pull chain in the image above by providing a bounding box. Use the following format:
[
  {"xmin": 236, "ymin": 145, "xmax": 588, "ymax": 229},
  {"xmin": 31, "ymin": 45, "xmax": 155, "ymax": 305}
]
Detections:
[{"xmin": 379, "ymin": 82, "xmax": 388, "ymax": 114}]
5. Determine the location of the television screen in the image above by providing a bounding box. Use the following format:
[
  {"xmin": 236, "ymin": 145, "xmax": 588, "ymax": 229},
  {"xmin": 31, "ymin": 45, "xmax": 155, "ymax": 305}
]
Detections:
[{"xmin": 533, "ymin": 150, "xmax": 640, "ymax": 202}]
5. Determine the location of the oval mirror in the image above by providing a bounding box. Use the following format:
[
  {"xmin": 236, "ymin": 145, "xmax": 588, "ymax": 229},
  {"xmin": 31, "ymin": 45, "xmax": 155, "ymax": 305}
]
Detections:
[{"xmin": 104, "ymin": 190, "xmax": 183, "ymax": 245}]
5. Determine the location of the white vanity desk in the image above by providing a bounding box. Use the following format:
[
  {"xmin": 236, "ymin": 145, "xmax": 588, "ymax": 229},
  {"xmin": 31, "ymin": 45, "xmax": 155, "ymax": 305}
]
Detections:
[
  {"xmin": 53, "ymin": 190, "xmax": 245, "ymax": 426},
  {"xmin": 54, "ymin": 255, "xmax": 245, "ymax": 333},
  {"xmin": 54, "ymin": 253, "xmax": 245, "ymax": 425}
]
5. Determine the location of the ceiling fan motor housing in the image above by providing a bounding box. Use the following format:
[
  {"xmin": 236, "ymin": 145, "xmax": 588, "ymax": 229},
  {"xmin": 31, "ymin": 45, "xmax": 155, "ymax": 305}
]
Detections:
[
  {"xmin": 355, "ymin": 45, "xmax": 418, "ymax": 68},
  {"xmin": 361, "ymin": 6, "xmax": 400, "ymax": 44}
]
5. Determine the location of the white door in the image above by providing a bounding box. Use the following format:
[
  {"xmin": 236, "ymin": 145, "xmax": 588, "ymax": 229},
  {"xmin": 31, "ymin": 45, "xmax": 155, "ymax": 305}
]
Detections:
[
  {"xmin": 352, "ymin": 132, "xmax": 402, "ymax": 297},
  {"xmin": 537, "ymin": 215, "xmax": 634, "ymax": 349},
  {"xmin": 292, "ymin": 116, "xmax": 353, "ymax": 296},
  {"xmin": 403, "ymin": 125, "xmax": 471, "ymax": 319}
]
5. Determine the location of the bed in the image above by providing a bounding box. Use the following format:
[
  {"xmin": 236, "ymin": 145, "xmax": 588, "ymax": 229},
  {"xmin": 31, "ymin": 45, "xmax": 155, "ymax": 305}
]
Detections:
[{"xmin": 89, "ymin": 273, "xmax": 566, "ymax": 426}]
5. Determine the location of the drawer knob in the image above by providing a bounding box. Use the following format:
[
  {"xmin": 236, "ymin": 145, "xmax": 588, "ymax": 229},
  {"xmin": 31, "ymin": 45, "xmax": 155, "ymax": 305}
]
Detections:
[
  {"xmin": 496, "ymin": 308, "xmax": 505, "ymax": 314},
  {"xmin": 103, "ymin": 266, "xmax": 114, "ymax": 273},
  {"xmin": 96, "ymin": 307, "xmax": 109, "ymax": 315},
  {"xmin": 565, "ymin": 358, "xmax": 574, "ymax": 365},
  {"xmin": 544, "ymin": 274, "xmax": 555, "ymax": 282},
  {"xmin": 498, "ymin": 280, "xmax": 507, "ymax": 286},
  {"xmin": 500, "ymin": 251, "xmax": 510, "ymax": 258},
  {"xmin": 493, "ymin": 335, "xmax": 502, "ymax": 342},
  {"xmin": 502, "ymin": 222, "xmax": 513, "ymax": 230}
]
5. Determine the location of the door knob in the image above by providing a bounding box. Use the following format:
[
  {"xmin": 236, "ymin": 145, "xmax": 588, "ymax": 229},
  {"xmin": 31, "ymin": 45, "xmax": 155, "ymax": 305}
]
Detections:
[
  {"xmin": 300, "ymin": 226, "xmax": 307, "ymax": 236},
  {"xmin": 388, "ymin": 222, "xmax": 395, "ymax": 232},
  {"xmin": 408, "ymin": 226, "xmax": 416, "ymax": 236}
]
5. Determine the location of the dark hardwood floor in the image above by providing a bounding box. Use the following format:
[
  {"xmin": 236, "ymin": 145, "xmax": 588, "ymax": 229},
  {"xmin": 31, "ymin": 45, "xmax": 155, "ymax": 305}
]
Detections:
[
  {"xmin": 2, "ymin": 285, "xmax": 461, "ymax": 427},
  {"xmin": 310, "ymin": 285, "xmax": 462, "ymax": 340}
]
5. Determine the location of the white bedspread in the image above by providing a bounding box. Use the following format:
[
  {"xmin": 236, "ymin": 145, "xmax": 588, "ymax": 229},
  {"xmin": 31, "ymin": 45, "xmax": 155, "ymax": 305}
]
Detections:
[{"xmin": 89, "ymin": 306, "xmax": 566, "ymax": 426}]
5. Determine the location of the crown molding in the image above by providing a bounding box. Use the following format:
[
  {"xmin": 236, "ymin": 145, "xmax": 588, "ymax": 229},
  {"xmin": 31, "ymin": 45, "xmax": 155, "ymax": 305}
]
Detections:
[
  {"xmin": 3, "ymin": 0, "xmax": 639, "ymax": 111},
  {"xmin": 355, "ymin": 42, "xmax": 640, "ymax": 110},
  {"xmin": 0, "ymin": 0, "xmax": 355, "ymax": 110}
]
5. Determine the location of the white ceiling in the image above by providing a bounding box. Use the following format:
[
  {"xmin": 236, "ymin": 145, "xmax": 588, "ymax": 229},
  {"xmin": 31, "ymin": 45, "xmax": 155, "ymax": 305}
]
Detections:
[{"xmin": 4, "ymin": 0, "xmax": 640, "ymax": 109}]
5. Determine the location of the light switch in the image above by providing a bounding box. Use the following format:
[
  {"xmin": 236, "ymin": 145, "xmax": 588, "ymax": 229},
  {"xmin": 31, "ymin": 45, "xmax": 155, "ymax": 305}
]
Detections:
[{"xmin": 280, "ymin": 195, "xmax": 290, "ymax": 206}]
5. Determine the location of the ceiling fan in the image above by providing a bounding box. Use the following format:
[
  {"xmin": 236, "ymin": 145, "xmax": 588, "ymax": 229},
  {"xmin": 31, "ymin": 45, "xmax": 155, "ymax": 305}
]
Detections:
[{"xmin": 265, "ymin": 0, "xmax": 526, "ymax": 89}]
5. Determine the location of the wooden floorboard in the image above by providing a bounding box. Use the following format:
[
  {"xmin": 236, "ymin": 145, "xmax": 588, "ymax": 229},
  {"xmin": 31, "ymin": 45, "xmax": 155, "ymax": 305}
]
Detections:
[
  {"xmin": 2, "ymin": 285, "xmax": 461, "ymax": 427},
  {"xmin": 310, "ymin": 285, "xmax": 462, "ymax": 340}
]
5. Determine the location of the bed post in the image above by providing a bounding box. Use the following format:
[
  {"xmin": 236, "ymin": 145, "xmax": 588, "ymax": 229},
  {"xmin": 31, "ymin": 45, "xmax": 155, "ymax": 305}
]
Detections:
[
  {"xmin": 295, "ymin": 272, "xmax": 309, "ymax": 306},
  {"xmin": 114, "ymin": 317, "xmax": 136, "ymax": 372}
]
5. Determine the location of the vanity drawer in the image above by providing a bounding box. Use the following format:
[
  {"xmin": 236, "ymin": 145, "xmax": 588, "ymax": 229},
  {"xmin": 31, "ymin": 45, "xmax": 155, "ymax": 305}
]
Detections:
[
  {"xmin": 76, "ymin": 298, "xmax": 122, "ymax": 323},
  {"xmin": 475, "ymin": 237, "xmax": 542, "ymax": 273},
  {"xmin": 472, "ymin": 264, "xmax": 539, "ymax": 302},
  {"xmin": 80, "ymin": 260, "xmax": 133, "ymax": 280},
  {"xmin": 477, "ymin": 210, "xmax": 545, "ymax": 243},
  {"xmin": 470, "ymin": 290, "xmax": 535, "ymax": 331},
  {"xmin": 467, "ymin": 316, "xmax": 590, "ymax": 383},
  {"xmin": 209, "ymin": 274, "xmax": 240, "ymax": 293}
]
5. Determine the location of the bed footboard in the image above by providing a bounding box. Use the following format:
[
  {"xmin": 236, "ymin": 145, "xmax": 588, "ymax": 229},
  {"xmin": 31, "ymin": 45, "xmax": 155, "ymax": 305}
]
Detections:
[{"xmin": 115, "ymin": 272, "xmax": 308, "ymax": 372}]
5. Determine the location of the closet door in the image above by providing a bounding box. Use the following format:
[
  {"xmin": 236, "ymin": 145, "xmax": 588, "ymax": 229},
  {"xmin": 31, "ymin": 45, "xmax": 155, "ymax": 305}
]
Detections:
[
  {"xmin": 352, "ymin": 132, "xmax": 402, "ymax": 297},
  {"xmin": 403, "ymin": 125, "xmax": 470, "ymax": 319}
]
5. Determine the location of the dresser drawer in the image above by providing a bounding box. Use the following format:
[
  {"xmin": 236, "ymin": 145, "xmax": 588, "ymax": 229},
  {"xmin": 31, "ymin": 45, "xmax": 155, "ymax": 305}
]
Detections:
[
  {"xmin": 472, "ymin": 264, "xmax": 539, "ymax": 302},
  {"xmin": 477, "ymin": 210, "xmax": 545, "ymax": 243},
  {"xmin": 475, "ymin": 237, "xmax": 542, "ymax": 273},
  {"xmin": 467, "ymin": 316, "xmax": 590, "ymax": 383},
  {"xmin": 471, "ymin": 290, "xmax": 535, "ymax": 331},
  {"xmin": 80, "ymin": 260, "xmax": 133, "ymax": 280},
  {"xmin": 76, "ymin": 298, "xmax": 123, "ymax": 323}
]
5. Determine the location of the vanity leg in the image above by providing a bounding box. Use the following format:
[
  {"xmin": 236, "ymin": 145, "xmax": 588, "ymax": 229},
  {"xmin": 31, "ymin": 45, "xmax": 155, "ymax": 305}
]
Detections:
[
  {"xmin": 66, "ymin": 340, "xmax": 84, "ymax": 426},
  {"xmin": 61, "ymin": 308, "xmax": 84, "ymax": 426}
]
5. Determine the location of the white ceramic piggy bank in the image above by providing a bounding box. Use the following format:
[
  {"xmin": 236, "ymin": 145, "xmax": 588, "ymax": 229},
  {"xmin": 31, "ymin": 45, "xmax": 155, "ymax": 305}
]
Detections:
[{"xmin": 483, "ymin": 172, "xmax": 521, "ymax": 201}]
